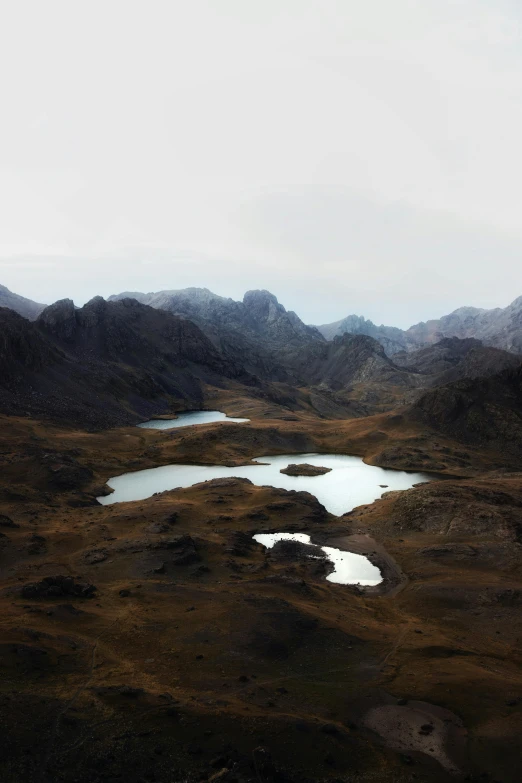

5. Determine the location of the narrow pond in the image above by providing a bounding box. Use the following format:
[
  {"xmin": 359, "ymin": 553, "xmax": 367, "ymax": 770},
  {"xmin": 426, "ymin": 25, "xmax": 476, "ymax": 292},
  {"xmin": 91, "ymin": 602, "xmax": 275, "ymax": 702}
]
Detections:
[
  {"xmin": 137, "ymin": 410, "xmax": 250, "ymax": 430},
  {"xmin": 97, "ymin": 452, "xmax": 430, "ymax": 516},
  {"xmin": 253, "ymin": 533, "xmax": 383, "ymax": 586}
]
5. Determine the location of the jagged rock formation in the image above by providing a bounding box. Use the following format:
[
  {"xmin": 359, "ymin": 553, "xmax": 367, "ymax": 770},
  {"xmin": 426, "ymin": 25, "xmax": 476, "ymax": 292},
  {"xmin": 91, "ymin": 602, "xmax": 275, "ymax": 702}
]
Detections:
[
  {"xmin": 0, "ymin": 284, "xmax": 46, "ymax": 321},
  {"xmin": 0, "ymin": 298, "xmax": 250, "ymax": 428},
  {"xmin": 317, "ymin": 295, "xmax": 522, "ymax": 356},
  {"xmin": 109, "ymin": 287, "xmax": 325, "ymax": 382},
  {"xmin": 316, "ymin": 314, "xmax": 412, "ymax": 355}
]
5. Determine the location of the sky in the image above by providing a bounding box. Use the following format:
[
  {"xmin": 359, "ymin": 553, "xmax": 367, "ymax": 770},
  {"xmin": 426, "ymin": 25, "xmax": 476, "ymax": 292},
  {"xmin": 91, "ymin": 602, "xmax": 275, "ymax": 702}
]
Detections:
[{"xmin": 1, "ymin": 0, "xmax": 522, "ymax": 328}]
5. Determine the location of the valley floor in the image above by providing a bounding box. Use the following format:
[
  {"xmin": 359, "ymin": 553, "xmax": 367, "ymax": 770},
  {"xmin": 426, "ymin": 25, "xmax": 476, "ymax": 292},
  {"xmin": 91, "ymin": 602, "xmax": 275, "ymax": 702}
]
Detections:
[{"xmin": 0, "ymin": 389, "xmax": 521, "ymax": 782}]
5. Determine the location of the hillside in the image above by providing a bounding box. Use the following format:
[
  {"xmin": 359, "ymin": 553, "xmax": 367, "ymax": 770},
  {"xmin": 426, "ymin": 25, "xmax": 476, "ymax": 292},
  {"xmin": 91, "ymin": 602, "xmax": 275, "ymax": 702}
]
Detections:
[
  {"xmin": 0, "ymin": 298, "xmax": 250, "ymax": 428},
  {"xmin": 408, "ymin": 363, "xmax": 522, "ymax": 457}
]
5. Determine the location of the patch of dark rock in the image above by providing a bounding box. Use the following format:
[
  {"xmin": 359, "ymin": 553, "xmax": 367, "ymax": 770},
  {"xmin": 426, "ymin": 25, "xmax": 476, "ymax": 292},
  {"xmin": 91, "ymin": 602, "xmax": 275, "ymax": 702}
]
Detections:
[
  {"xmin": 84, "ymin": 548, "xmax": 109, "ymax": 564},
  {"xmin": 247, "ymin": 510, "xmax": 269, "ymax": 521},
  {"xmin": 191, "ymin": 565, "xmax": 210, "ymax": 576},
  {"xmin": 265, "ymin": 502, "xmax": 295, "ymax": 512},
  {"xmin": 0, "ymin": 643, "xmax": 51, "ymax": 671},
  {"xmin": 418, "ymin": 543, "xmax": 477, "ymax": 559},
  {"xmin": 24, "ymin": 534, "xmax": 47, "ymax": 555},
  {"xmin": 43, "ymin": 453, "xmax": 94, "ymax": 491},
  {"xmin": 55, "ymin": 603, "xmax": 85, "ymax": 617},
  {"xmin": 94, "ymin": 685, "xmax": 144, "ymax": 699},
  {"xmin": 224, "ymin": 531, "xmax": 253, "ymax": 556},
  {"xmin": 320, "ymin": 723, "xmax": 340, "ymax": 735},
  {"xmin": 419, "ymin": 646, "xmax": 474, "ymax": 658},
  {"xmin": 0, "ymin": 514, "xmax": 19, "ymax": 528},
  {"xmin": 280, "ymin": 463, "xmax": 332, "ymax": 476},
  {"xmin": 269, "ymin": 538, "xmax": 324, "ymax": 563},
  {"xmin": 119, "ymin": 589, "xmax": 131, "ymax": 597},
  {"xmin": 21, "ymin": 576, "xmax": 96, "ymax": 599}
]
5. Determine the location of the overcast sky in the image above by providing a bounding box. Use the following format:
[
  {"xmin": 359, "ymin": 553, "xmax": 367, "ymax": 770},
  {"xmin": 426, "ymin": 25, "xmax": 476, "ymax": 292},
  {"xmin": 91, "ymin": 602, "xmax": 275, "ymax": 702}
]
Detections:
[{"xmin": 1, "ymin": 0, "xmax": 522, "ymax": 327}]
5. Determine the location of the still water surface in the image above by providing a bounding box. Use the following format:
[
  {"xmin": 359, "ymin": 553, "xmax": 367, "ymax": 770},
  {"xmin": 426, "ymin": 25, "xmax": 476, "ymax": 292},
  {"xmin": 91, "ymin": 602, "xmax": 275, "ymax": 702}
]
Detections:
[
  {"xmin": 98, "ymin": 453, "xmax": 430, "ymax": 516},
  {"xmin": 137, "ymin": 410, "xmax": 250, "ymax": 430},
  {"xmin": 253, "ymin": 532, "xmax": 382, "ymax": 585}
]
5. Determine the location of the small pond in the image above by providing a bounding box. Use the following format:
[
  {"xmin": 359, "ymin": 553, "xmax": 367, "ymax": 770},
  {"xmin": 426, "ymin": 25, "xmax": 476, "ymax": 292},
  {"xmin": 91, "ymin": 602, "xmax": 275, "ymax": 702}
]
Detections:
[
  {"xmin": 137, "ymin": 410, "xmax": 250, "ymax": 430},
  {"xmin": 97, "ymin": 452, "xmax": 430, "ymax": 516},
  {"xmin": 253, "ymin": 532, "xmax": 382, "ymax": 585}
]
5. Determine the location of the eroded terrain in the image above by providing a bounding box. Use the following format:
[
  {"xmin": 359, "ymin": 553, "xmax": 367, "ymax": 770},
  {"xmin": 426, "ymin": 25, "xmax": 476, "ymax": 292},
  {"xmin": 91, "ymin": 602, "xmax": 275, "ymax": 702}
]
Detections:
[{"xmin": 1, "ymin": 388, "xmax": 521, "ymax": 782}]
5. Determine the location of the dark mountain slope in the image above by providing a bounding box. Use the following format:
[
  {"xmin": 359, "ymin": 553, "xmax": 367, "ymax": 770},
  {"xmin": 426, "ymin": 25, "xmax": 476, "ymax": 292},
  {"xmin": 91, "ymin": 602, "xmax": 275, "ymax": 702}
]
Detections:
[
  {"xmin": 394, "ymin": 337, "xmax": 521, "ymax": 385},
  {"xmin": 408, "ymin": 363, "xmax": 522, "ymax": 457},
  {"xmin": 0, "ymin": 308, "xmax": 62, "ymax": 384},
  {"xmin": 0, "ymin": 298, "xmax": 251, "ymax": 428},
  {"xmin": 109, "ymin": 287, "xmax": 325, "ymax": 382},
  {"xmin": 295, "ymin": 333, "xmax": 420, "ymax": 390},
  {"xmin": 0, "ymin": 283, "xmax": 46, "ymax": 321}
]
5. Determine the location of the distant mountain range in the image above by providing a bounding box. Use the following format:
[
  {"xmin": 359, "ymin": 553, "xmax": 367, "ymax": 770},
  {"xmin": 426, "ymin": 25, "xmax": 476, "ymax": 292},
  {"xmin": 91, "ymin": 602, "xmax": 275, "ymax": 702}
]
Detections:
[
  {"xmin": 0, "ymin": 283, "xmax": 46, "ymax": 321},
  {"xmin": 3, "ymin": 282, "xmax": 522, "ymax": 357},
  {"xmin": 316, "ymin": 296, "xmax": 522, "ymax": 355}
]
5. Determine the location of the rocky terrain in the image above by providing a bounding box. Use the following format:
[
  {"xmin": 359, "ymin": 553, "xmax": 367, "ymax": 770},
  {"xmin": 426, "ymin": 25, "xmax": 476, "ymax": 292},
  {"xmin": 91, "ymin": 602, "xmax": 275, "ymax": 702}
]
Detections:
[
  {"xmin": 0, "ymin": 298, "xmax": 251, "ymax": 428},
  {"xmin": 109, "ymin": 288, "xmax": 325, "ymax": 383},
  {"xmin": 0, "ymin": 400, "xmax": 521, "ymax": 783},
  {"xmin": 280, "ymin": 463, "xmax": 332, "ymax": 476},
  {"xmin": 316, "ymin": 313, "xmax": 414, "ymax": 354},
  {"xmin": 1, "ymin": 282, "xmax": 522, "ymax": 781},
  {"xmin": 317, "ymin": 294, "xmax": 522, "ymax": 356},
  {"xmin": 408, "ymin": 363, "xmax": 522, "ymax": 457}
]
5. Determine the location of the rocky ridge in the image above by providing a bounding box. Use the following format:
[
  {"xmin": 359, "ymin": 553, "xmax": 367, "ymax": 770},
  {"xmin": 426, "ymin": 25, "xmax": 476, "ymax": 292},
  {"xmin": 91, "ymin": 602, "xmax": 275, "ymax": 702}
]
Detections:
[{"xmin": 317, "ymin": 294, "xmax": 522, "ymax": 355}]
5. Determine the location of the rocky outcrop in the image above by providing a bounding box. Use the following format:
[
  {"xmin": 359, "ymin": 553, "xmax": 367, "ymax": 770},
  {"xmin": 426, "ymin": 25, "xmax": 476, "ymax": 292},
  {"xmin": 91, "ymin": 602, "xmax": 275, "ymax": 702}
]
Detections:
[
  {"xmin": 21, "ymin": 575, "xmax": 97, "ymax": 599},
  {"xmin": 0, "ymin": 283, "xmax": 46, "ymax": 321},
  {"xmin": 280, "ymin": 463, "xmax": 332, "ymax": 476}
]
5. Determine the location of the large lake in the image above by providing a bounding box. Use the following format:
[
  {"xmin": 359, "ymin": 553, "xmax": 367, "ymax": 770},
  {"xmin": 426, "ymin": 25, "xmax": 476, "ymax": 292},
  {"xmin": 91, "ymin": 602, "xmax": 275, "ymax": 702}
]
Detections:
[
  {"xmin": 137, "ymin": 410, "xmax": 250, "ymax": 430},
  {"xmin": 97, "ymin": 452, "xmax": 430, "ymax": 516}
]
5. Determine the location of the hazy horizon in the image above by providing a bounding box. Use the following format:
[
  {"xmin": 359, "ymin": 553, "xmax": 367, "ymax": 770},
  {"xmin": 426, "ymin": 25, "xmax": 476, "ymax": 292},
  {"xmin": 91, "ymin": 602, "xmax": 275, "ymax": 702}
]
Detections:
[
  {"xmin": 2, "ymin": 1, "xmax": 522, "ymax": 328},
  {"xmin": 3, "ymin": 276, "xmax": 518, "ymax": 331}
]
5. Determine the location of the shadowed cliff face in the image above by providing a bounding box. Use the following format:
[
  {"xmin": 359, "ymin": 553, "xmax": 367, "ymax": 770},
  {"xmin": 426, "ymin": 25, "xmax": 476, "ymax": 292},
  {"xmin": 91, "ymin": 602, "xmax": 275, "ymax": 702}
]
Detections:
[{"xmin": 0, "ymin": 298, "xmax": 252, "ymax": 429}]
